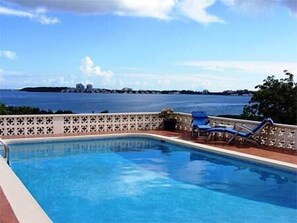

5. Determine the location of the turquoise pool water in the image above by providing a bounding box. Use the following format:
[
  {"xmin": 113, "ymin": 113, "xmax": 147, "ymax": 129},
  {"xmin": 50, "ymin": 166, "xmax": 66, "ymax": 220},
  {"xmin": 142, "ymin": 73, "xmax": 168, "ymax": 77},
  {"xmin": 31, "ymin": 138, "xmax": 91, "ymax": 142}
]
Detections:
[{"xmin": 8, "ymin": 137, "xmax": 297, "ymax": 223}]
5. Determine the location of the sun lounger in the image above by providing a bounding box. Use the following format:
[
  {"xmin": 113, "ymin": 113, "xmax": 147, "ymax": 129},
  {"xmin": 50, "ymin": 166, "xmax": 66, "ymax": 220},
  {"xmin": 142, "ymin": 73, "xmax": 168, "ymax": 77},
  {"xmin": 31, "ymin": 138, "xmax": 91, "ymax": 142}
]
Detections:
[{"xmin": 206, "ymin": 118, "xmax": 274, "ymax": 145}]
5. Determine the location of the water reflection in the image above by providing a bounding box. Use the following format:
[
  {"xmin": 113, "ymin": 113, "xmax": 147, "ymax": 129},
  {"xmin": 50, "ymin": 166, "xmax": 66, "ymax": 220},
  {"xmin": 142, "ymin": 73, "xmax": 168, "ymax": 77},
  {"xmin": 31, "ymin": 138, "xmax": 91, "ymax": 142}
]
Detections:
[{"xmin": 120, "ymin": 143, "xmax": 297, "ymax": 209}]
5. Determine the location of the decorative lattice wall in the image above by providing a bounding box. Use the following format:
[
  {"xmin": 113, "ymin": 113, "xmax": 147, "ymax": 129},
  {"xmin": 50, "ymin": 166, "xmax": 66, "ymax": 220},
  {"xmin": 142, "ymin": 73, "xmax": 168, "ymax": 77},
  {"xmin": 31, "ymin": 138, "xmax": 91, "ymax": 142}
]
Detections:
[
  {"xmin": 0, "ymin": 113, "xmax": 162, "ymax": 137},
  {"xmin": 62, "ymin": 113, "xmax": 162, "ymax": 134},
  {"xmin": 0, "ymin": 116, "xmax": 54, "ymax": 136}
]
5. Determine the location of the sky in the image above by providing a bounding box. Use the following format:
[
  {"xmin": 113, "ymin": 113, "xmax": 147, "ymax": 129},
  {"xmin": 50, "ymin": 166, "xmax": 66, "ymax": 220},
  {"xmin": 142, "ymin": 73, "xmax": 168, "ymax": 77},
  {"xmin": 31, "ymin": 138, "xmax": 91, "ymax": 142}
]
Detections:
[{"xmin": 0, "ymin": 0, "xmax": 297, "ymax": 91}]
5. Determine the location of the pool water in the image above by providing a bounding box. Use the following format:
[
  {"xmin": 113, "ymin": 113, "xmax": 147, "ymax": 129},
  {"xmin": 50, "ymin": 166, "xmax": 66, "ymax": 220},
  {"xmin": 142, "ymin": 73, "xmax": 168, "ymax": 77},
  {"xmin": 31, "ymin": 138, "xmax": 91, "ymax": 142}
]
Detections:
[{"xmin": 8, "ymin": 137, "xmax": 297, "ymax": 223}]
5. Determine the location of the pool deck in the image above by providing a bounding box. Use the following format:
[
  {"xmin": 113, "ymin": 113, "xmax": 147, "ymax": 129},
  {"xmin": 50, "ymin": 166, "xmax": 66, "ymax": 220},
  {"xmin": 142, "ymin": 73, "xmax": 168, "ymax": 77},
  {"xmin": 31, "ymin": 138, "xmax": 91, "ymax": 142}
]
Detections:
[
  {"xmin": 0, "ymin": 187, "xmax": 18, "ymax": 223},
  {"xmin": 1, "ymin": 130, "xmax": 296, "ymax": 223}
]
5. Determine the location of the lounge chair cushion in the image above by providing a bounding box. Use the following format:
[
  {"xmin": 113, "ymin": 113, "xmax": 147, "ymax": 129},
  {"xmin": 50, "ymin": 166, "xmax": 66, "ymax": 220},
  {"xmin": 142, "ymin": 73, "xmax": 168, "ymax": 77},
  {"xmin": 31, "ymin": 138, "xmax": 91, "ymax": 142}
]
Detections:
[
  {"xmin": 225, "ymin": 128, "xmax": 251, "ymax": 137},
  {"xmin": 207, "ymin": 127, "xmax": 226, "ymax": 133},
  {"xmin": 191, "ymin": 111, "xmax": 211, "ymax": 130},
  {"xmin": 207, "ymin": 127, "xmax": 251, "ymax": 137},
  {"xmin": 192, "ymin": 124, "xmax": 212, "ymax": 131}
]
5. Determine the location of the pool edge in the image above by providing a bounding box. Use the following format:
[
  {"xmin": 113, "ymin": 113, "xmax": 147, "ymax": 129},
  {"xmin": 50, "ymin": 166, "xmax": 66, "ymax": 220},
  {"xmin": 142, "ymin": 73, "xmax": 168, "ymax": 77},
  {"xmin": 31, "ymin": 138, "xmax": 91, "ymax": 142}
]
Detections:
[
  {"xmin": 0, "ymin": 157, "xmax": 52, "ymax": 223},
  {"xmin": 5, "ymin": 133, "xmax": 297, "ymax": 172}
]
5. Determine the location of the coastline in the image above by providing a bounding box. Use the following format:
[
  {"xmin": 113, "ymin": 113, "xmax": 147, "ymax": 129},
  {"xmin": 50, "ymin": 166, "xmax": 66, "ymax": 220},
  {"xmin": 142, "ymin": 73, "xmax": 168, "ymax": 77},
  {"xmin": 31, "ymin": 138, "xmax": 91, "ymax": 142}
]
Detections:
[{"xmin": 17, "ymin": 87, "xmax": 253, "ymax": 96}]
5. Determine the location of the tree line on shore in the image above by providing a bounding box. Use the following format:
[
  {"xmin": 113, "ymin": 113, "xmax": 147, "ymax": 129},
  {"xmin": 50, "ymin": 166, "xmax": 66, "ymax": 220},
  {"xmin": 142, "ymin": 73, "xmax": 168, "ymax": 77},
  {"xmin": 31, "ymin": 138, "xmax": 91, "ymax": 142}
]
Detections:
[{"xmin": 20, "ymin": 87, "xmax": 252, "ymax": 96}]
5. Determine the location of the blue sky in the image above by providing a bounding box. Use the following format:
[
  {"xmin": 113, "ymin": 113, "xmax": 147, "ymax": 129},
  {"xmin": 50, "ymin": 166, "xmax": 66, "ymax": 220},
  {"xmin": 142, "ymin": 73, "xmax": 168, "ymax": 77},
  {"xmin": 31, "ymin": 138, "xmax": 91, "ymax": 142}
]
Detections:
[{"xmin": 0, "ymin": 0, "xmax": 297, "ymax": 91}]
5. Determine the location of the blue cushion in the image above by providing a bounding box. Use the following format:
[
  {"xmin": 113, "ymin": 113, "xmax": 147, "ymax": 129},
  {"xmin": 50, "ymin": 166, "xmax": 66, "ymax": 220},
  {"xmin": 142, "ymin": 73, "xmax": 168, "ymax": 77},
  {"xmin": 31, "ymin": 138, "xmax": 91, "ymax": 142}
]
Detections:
[
  {"xmin": 192, "ymin": 119, "xmax": 208, "ymax": 126},
  {"xmin": 191, "ymin": 111, "xmax": 211, "ymax": 132},
  {"xmin": 225, "ymin": 128, "xmax": 249, "ymax": 137},
  {"xmin": 207, "ymin": 127, "xmax": 226, "ymax": 133},
  {"xmin": 193, "ymin": 124, "xmax": 211, "ymax": 130}
]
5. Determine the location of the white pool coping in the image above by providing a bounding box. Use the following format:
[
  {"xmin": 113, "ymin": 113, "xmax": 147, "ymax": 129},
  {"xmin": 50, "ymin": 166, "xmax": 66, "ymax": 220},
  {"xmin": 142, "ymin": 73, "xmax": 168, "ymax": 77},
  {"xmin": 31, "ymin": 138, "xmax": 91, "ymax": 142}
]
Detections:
[
  {"xmin": 0, "ymin": 157, "xmax": 52, "ymax": 223},
  {"xmin": 1, "ymin": 133, "xmax": 297, "ymax": 223}
]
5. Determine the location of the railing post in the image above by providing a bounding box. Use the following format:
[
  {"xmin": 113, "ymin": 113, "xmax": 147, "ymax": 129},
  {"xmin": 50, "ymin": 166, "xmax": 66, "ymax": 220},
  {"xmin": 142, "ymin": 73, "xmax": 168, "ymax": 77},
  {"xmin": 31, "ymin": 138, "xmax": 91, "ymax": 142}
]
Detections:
[
  {"xmin": 0, "ymin": 138, "xmax": 10, "ymax": 165},
  {"xmin": 53, "ymin": 116, "xmax": 64, "ymax": 135}
]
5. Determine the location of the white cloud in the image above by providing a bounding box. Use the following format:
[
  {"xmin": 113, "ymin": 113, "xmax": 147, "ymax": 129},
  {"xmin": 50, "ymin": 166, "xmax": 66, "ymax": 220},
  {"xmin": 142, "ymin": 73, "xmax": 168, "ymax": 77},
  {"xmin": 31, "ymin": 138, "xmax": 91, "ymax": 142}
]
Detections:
[
  {"xmin": 179, "ymin": 60, "xmax": 297, "ymax": 75},
  {"xmin": 115, "ymin": 0, "xmax": 176, "ymax": 19},
  {"xmin": 2, "ymin": 0, "xmax": 225, "ymax": 24},
  {"xmin": 80, "ymin": 56, "xmax": 113, "ymax": 78},
  {"xmin": 221, "ymin": 0, "xmax": 297, "ymax": 15},
  {"xmin": 179, "ymin": 0, "xmax": 225, "ymax": 24},
  {"xmin": 0, "ymin": 50, "xmax": 17, "ymax": 60},
  {"xmin": 0, "ymin": 69, "xmax": 78, "ymax": 89},
  {"xmin": 1, "ymin": 0, "xmax": 296, "ymax": 24},
  {"xmin": 3, "ymin": 0, "xmax": 176, "ymax": 20},
  {"xmin": 1, "ymin": 66, "xmax": 290, "ymax": 91},
  {"xmin": 36, "ymin": 12, "xmax": 59, "ymax": 25},
  {"xmin": 0, "ymin": 5, "xmax": 59, "ymax": 25},
  {"xmin": 113, "ymin": 71, "xmax": 242, "ymax": 91}
]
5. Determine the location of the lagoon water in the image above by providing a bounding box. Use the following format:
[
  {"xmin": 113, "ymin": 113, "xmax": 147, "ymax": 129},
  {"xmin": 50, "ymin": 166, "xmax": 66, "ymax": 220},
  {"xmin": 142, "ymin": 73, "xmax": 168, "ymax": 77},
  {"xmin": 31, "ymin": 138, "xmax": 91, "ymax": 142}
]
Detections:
[{"xmin": 0, "ymin": 90, "xmax": 250, "ymax": 115}]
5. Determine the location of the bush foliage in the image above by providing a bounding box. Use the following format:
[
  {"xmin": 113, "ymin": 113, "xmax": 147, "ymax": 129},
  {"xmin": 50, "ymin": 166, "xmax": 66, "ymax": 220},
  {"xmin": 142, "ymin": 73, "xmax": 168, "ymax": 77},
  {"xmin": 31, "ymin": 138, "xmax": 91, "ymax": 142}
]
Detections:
[
  {"xmin": 242, "ymin": 71, "xmax": 297, "ymax": 125},
  {"xmin": 0, "ymin": 103, "xmax": 73, "ymax": 115}
]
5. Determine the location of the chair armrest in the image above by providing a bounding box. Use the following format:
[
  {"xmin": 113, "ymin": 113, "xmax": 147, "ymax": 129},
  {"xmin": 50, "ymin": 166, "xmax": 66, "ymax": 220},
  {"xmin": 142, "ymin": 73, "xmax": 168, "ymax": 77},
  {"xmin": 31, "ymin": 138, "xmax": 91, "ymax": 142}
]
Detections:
[{"xmin": 234, "ymin": 124, "xmax": 254, "ymax": 134}]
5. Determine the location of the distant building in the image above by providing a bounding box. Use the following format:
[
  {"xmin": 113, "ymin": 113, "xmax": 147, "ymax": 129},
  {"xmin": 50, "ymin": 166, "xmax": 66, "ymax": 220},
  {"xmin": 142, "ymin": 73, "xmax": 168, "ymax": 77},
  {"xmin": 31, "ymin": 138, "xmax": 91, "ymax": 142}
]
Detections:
[
  {"xmin": 86, "ymin": 84, "xmax": 93, "ymax": 90},
  {"xmin": 202, "ymin": 89, "xmax": 209, "ymax": 95},
  {"xmin": 76, "ymin": 83, "xmax": 85, "ymax": 92},
  {"xmin": 86, "ymin": 84, "xmax": 93, "ymax": 93},
  {"xmin": 122, "ymin": 87, "xmax": 132, "ymax": 92}
]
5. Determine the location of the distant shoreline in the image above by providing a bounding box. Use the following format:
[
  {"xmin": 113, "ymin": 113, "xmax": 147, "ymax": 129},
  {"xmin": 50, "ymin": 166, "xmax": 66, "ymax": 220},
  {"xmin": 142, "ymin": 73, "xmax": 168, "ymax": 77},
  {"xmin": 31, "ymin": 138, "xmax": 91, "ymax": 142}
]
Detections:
[
  {"xmin": 19, "ymin": 87, "xmax": 68, "ymax": 92},
  {"xmin": 19, "ymin": 87, "xmax": 253, "ymax": 96}
]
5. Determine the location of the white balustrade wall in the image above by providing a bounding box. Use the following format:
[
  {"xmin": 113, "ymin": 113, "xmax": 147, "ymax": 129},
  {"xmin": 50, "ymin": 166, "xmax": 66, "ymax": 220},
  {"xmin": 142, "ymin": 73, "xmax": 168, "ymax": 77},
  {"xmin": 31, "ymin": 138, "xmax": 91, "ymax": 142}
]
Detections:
[
  {"xmin": 0, "ymin": 112, "xmax": 163, "ymax": 137},
  {"xmin": 0, "ymin": 112, "xmax": 296, "ymax": 151},
  {"xmin": 174, "ymin": 112, "xmax": 297, "ymax": 151}
]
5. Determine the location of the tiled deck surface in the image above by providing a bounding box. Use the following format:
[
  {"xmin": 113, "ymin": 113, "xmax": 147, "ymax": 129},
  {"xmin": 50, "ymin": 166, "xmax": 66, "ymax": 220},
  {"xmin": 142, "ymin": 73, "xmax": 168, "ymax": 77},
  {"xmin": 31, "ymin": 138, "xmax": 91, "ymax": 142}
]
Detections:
[
  {"xmin": 1, "ymin": 130, "xmax": 296, "ymax": 222},
  {"xmin": 0, "ymin": 187, "xmax": 18, "ymax": 223}
]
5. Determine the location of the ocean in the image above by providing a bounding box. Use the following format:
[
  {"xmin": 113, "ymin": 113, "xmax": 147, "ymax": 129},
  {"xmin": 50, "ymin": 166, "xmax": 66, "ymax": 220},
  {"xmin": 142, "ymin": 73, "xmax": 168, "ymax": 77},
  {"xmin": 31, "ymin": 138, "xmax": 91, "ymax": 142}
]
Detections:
[{"xmin": 0, "ymin": 90, "xmax": 251, "ymax": 115}]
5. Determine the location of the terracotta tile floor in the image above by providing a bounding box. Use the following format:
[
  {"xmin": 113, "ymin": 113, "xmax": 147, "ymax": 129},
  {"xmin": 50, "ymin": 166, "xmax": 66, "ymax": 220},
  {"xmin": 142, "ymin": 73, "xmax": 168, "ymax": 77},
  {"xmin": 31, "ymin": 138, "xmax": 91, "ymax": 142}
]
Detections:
[
  {"xmin": 1, "ymin": 130, "xmax": 296, "ymax": 222},
  {"xmin": 0, "ymin": 187, "xmax": 18, "ymax": 223}
]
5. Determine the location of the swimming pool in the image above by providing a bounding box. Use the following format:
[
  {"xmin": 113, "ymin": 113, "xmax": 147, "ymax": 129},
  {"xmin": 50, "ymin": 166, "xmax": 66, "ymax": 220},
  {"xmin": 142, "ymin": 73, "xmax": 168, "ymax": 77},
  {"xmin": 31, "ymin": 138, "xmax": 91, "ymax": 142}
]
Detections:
[{"xmin": 5, "ymin": 136, "xmax": 297, "ymax": 222}]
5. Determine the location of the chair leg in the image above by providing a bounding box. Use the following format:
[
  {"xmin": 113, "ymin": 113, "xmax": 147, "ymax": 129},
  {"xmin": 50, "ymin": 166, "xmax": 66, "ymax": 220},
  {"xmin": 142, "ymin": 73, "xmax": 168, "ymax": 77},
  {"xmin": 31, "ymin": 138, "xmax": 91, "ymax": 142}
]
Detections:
[
  {"xmin": 227, "ymin": 135, "xmax": 236, "ymax": 144},
  {"xmin": 207, "ymin": 132, "xmax": 212, "ymax": 142},
  {"xmin": 191, "ymin": 129, "xmax": 197, "ymax": 138}
]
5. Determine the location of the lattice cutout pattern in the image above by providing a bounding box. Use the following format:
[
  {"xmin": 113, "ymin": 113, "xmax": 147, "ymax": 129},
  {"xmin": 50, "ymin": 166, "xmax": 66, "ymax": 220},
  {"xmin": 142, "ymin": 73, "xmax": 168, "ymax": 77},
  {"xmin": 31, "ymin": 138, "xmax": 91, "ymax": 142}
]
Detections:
[
  {"xmin": 63, "ymin": 114, "xmax": 162, "ymax": 134},
  {"xmin": 0, "ymin": 116, "xmax": 54, "ymax": 136},
  {"xmin": 0, "ymin": 114, "xmax": 162, "ymax": 137}
]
